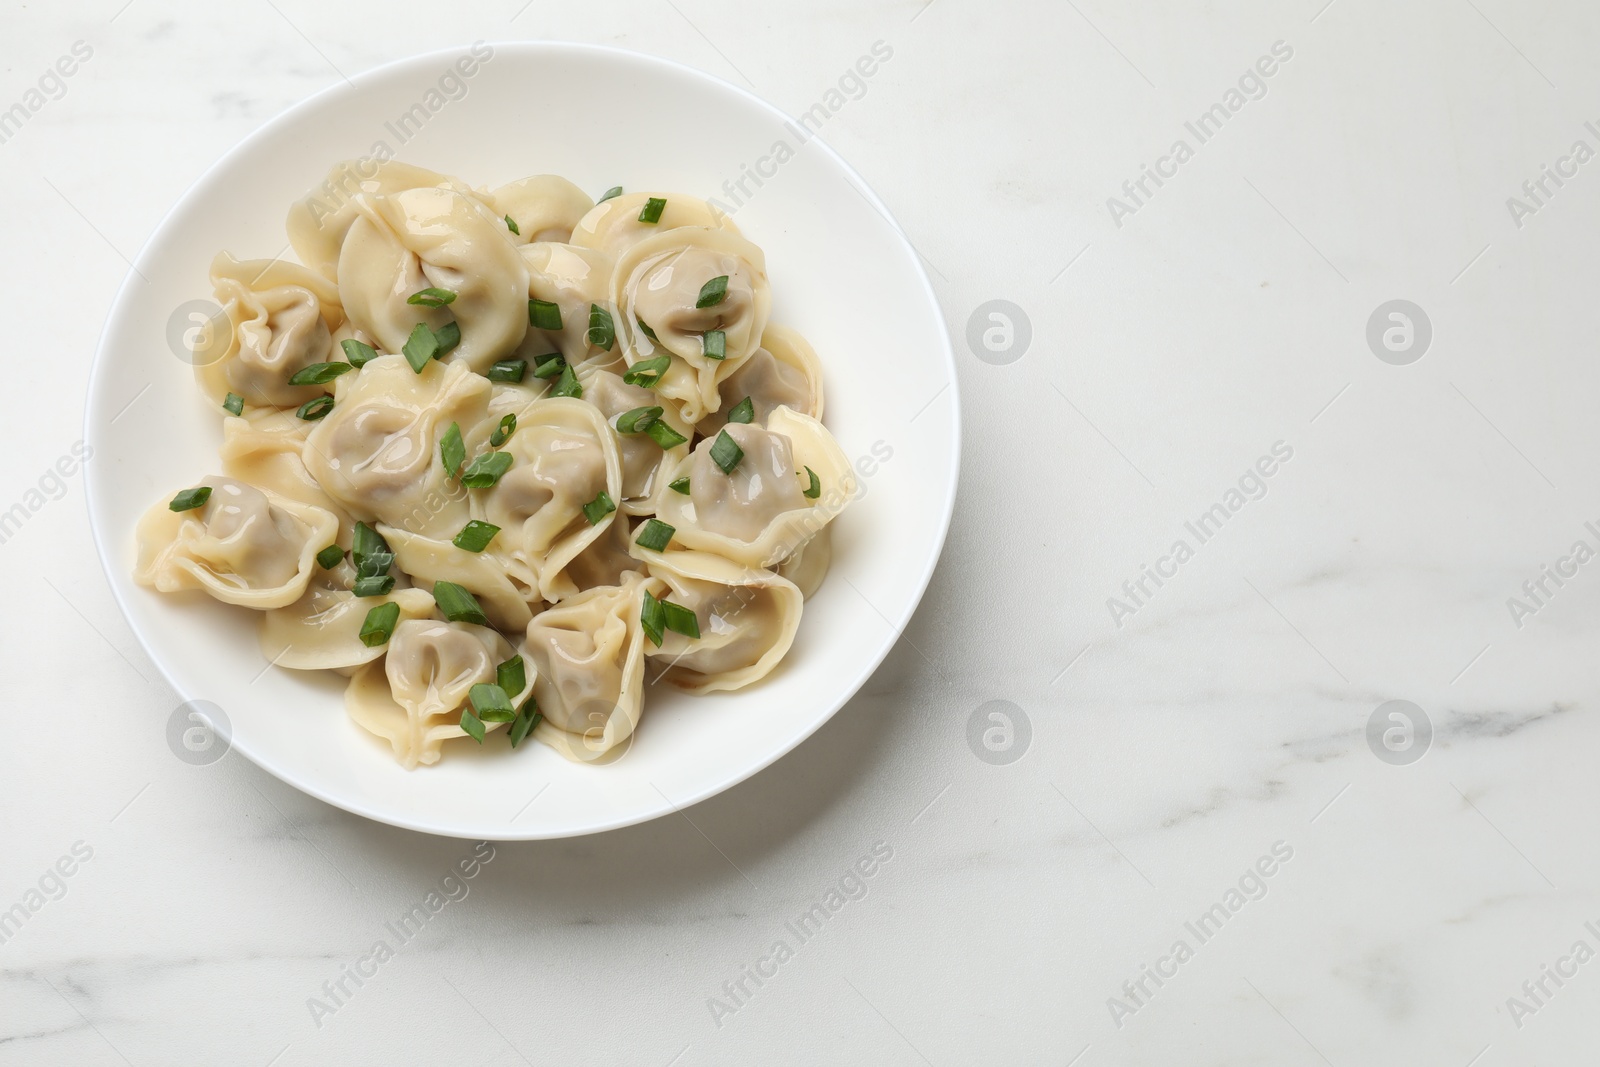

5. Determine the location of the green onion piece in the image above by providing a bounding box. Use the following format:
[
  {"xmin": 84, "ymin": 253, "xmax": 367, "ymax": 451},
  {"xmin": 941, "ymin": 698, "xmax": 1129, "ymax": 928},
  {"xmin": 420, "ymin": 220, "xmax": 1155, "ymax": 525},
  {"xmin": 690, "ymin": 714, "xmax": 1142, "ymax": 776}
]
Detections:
[
  {"xmin": 488, "ymin": 359, "xmax": 527, "ymax": 383},
  {"xmin": 802, "ymin": 466, "xmax": 821, "ymax": 499},
  {"xmin": 460, "ymin": 451, "xmax": 513, "ymax": 489},
  {"xmin": 702, "ymin": 330, "xmax": 726, "ymax": 361},
  {"xmin": 351, "ymin": 522, "xmax": 389, "ymax": 566},
  {"xmin": 355, "ymin": 551, "xmax": 393, "ymax": 581},
  {"xmin": 587, "ymin": 304, "xmax": 615, "ymax": 351},
  {"xmin": 168, "ymin": 486, "xmax": 212, "ymax": 512},
  {"xmin": 288, "ymin": 361, "xmax": 353, "ymax": 386},
  {"xmin": 341, "ymin": 338, "xmax": 379, "ymax": 368},
  {"xmin": 352, "ymin": 574, "xmax": 395, "ymax": 597},
  {"xmin": 509, "ymin": 699, "xmax": 541, "ymax": 748},
  {"xmin": 727, "ymin": 396, "xmax": 755, "ymax": 424},
  {"xmin": 529, "ymin": 299, "xmax": 562, "ymax": 332},
  {"xmin": 638, "ymin": 197, "xmax": 666, "ymax": 224},
  {"xmin": 459, "ymin": 707, "xmax": 486, "ymax": 743},
  {"xmin": 433, "ymin": 320, "xmax": 461, "ymax": 357},
  {"xmin": 598, "ymin": 185, "xmax": 623, "ymax": 203},
  {"xmin": 696, "ymin": 275, "xmax": 729, "ymax": 308},
  {"xmin": 407, "ymin": 287, "xmax": 457, "ymax": 308},
  {"xmin": 582, "ymin": 490, "xmax": 616, "ymax": 525},
  {"xmin": 315, "ymin": 544, "xmax": 344, "ymax": 570},
  {"xmin": 296, "ymin": 395, "xmax": 334, "ymax": 420},
  {"xmin": 403, "ymin": 322, "xmax": 438, "ymax": 372},
  {"xmin": 504, "ymin": 214, "xmax": 520, "ymax": 235},
  {"xmin": 636, "ymin": 318, "xmax": 660, "ymax": 343},
  {"xmin": 615, "ymin": 405, "xmax": 663, "ymax": 434},
  {"xmin": 497, "ymin": 655, "xmax": 526, "ymax": 698},
  {"xmin": 434, "ymin": 580, "xmax": 488, "ymax": 625},
  {"xmin": 489, "ymin": 413, "xmax": 516, "ymax": 447},
  {"xmin": 358, "ymin": 601, "xmax": 401, "ymax": 647},
  {"xmin": 222, "ymin": 392, "xmax": 244, "ymax": 416},
  {"xmin": 661, "ymin": 600, "xmax": 700, "ymax": 639},
  {"xmin": 440, "ymin": 421, "xmax": 465, "ymax": 478},
  {"xmin": 635, "ymin": 518, "xmax": 675, "ymax": 552},
  {"xmin": 622, "ymin": 355, "xmax": 670, "ymax": 388},
  {"xmin": 645, "ymin": 419, "xmax": 688, "ymax": 450},
  {"xmin": 640, "ymin": 590, "xmax": 666, "ymax": 647},
  {"xmin": 452, "ymin": 519, "xmax": 501, "ymax": 553},
  {"xmin": 469, "ymin": 682, "xmax": 515, "ymax": 723},
  {"xmin": 532, "ymin": 353, "xmax": 565, "ymax": 379},
  {"xmin": 710, "ymin": 429, "xmax": 743, "ymax": 474},
  {"xmin": 551, "ymin": 362, "xmax": 582, "ymax": 398},
  {"xmin": 668, "ymin": 476, "xmax": 690, "ymax": 495}
]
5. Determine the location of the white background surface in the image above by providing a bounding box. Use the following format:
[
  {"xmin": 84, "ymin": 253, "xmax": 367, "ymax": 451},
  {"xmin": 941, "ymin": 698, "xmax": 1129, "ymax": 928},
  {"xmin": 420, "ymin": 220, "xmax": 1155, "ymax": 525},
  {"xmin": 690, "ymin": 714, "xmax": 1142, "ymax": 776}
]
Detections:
[{"xmin": 4, "ymin": 1, "xmax": 1599, "ymax": 1064}]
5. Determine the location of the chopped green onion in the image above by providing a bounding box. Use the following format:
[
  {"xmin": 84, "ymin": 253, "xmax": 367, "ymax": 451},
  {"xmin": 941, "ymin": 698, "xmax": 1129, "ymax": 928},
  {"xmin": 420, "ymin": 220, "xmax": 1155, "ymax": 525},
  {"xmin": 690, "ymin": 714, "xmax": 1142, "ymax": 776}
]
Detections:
[
  {"xmin": 696, "ymin": 275, "xmax": 729, "ymax": 308},
  {"xmin": 551, "ymin": 362, "xmax": 582, "ymax": 398},
  {"xmin": 668, "ymin": 476, "xmax": 690, "ymax": 495},
  {"xmin": 440, "ymin": 422, "xmax": 465, "ymax": 478},
  {"xmin": 646, "ymin": 420, "xmax": 688, "ymax": 450},
  {"xmin": 727, "ymin": 396, "xmax": 755, "ymax": 424},
  {"xmin": 358, "ymin": 601, "xmax": 400, "ymax": 647},
  {"xmin": 452, "ymin": 519, "xmax": 501, "ymax": 553},
  {"xmin": 529, "ymin": 299, "xmax": 562, "ymax": 332},
  {"xmin": 351, "ymin": 522, "xmax": 389, "ymax": 566},
  {"xmin": 504, "ymin": 214, "xmax": 520, "ymax": 235},
  {"xmin": 296, "ymin": 395, "xmax": 334, "ymax": 420},
  {"xmin": 488, "ymin": 359, "xmax": 527, "ymax": 383},
  {"xmin": 508, "ymin": 699, "xmax": 541, "ymax": 747},
  {"xmin": 341, "ymin": 338, "xmax": 379, "ymax": 368},
  {"xmin": 638, "ymin": 197, "xmax": 666, "ymax": 224},
  {"xmin": 288, "ymin": 361, "xmax": 352, "ymax": 386},
  {"xmin": 598, "ymin": 185, "xmax": 623, "ymax": 203},
  {"xmin": 496, "ymin": 655, "xmax": 526, "ymax": 698},
  {"xmin": 587, "ymin": 304, "xmax": 615, "ymax": 351},
  {"xmin": 702, "ymin": 330, "xmax": 726, "ymax": 361},
  {"xmin": 636, "ymin": 318, "xmax": 660, "ymax": 343},
  {"xmin": 802, "ymin": 466, "xmax": 820, "ymax": 499},
  {"xmin": 489, "ymin": 413, "xmax": 516, "ymax": 447},
  {"xmin": 168, "ymin": 486, "xmax": 212, "ymax": 512},
  {"xmin": 710, "ymin": 429, "xmax": 743, "ymax": 474},
  {"xmin": 433, "ymin": 580, "xmax": 488, "ymax": 625},
  {"xmin": 640, "ymin": 590, "xmax": 666, "ymax": 647},
  {"xmin": 661, "ymin": 600, "xmax": 700, "ymax": 639},
  {"xmin": 353, "ymin": 574, "xmax": 394, "ymax": 597},
  {"xmin": 315, "ymin": 544, "xmax": 344, "ymax": 570},
  {"xmin": 469, "ymin": 682, "xmax": 515, "ymax": 723},
  {"xmin": 459, "ymin": 708, "xmax": 486, "ymax": 743},
  {"xmin": 635, "ymin": 518, "xmax": 675, "ymax": 552},
  {"xmin": 582, "ymin": 489, "xmax": 615, "ymax": 525},
  {"xmin": 355, "ymin": 551, "xmax": 393, "ymax": 581},
  {"xmin": 461, "ymin": 451, "xmax": 513, "ymax": 488},
  {"xmin": 222, "ymin": 392, "xmax": 244, "ymax": 416},
  {"xmin": 433, "ymin": 320, "xmax": 461, "ymax": 356},
  {"xmin": 407, "ymin": 287, "xmax": 457, "ymax": 308},
  {"xmin": 532, "ymin": 353, "xmax": 565, "ymax": 379},
  {"xmin": 615, "ymin": 405, "xmax": 662, "ymax": 434},
  {"xmin": 403, "ymin": 322, "xmax": 438, "ymax": 372},
  {"xmin": 622, "ymin": 355, "xmax": 670, "ymax": 388}
]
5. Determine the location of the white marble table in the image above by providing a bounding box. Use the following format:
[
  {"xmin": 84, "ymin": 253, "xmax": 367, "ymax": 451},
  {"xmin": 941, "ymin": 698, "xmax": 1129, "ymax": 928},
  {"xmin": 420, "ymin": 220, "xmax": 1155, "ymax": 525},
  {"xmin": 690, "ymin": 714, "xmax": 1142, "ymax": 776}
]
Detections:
[{"xmin": 4, "ymin": 0, "xmax": 1598, "ymax": 1063}]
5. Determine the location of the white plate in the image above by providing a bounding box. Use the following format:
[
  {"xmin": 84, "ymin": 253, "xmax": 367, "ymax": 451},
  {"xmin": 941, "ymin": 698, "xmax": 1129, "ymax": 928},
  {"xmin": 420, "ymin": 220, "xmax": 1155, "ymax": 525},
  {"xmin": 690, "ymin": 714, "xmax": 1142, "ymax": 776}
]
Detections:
[{"xmin": 84, "ymin": 42, "xmax": 958, "ymax": 839}]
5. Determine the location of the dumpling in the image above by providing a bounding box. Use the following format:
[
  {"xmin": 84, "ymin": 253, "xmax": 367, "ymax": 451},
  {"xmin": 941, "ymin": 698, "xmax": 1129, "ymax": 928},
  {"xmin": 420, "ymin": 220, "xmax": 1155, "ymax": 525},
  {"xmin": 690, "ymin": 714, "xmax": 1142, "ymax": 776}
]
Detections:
[
  {"xmin": 513, "ymin": 242, "xmax": 616, "ymax": 367},
  {"xmin": 135, "ymin": 477, "xmax": 338, "ymax": 609},
  {"xmin": 562, "ymin": 510, "xmax": 644, "ymax": 594},
  {"xmin": 485, "ymin": 175, "xmax": 594, "ymax": 244},
  {"xmin": 197, "ymin": 253, "xmax": 344, "ymax": 408},
  {"xmin": 524, "ymin": 571, "xmax": 664, "ymax": 763},
  {"xmin": 302, "ymin": 354, "xmax": 488, "ymax": 539},
  {"xmin": 219, "ymin": 409, "xmax": 352, "ymax": 536},
  {"xmin": 696, "ymin": 325, "xmax": 824, "ymax": 436},
  {"xmin": 776, "ymin": 525, "xmax": 831, "ymax": 600},
  {"xmin": 345, "ymin": 619, "xmax": 531, "ymax": 768},
  {"xmin": 570, "ymin": 191, "xmax": 740, "ymax": 257},
  {"xmin": 612, "ymin": 227, "xmax": 771, "ymax": 422},
  {"xmin": 259, "ymin": 585, "xmax": 435, "ymax": 673},
  {"xmin": 380, "ymin": 525, "xmax": 535, "ymax": 633},
  {"xmin": 576, "ymin": 365, "xmax": 693, "ymax": 515},
  {"xmin": 338, "ymin": 186, "xmax": 530, "ymax": 374},
  {"xmin": 633, "ymin": 545, "xmax": 802, "ymax": 693},
  {"xmin": 469, "ymin": 397, "xmax": 621, "ymax": 603},
  {"xmin": 285, "ymin": 160, "xmax": 473, "ymax": 281},
  {"xmin": 655, "ymin": 407, "xmax": 856, "ymax": 567}
]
